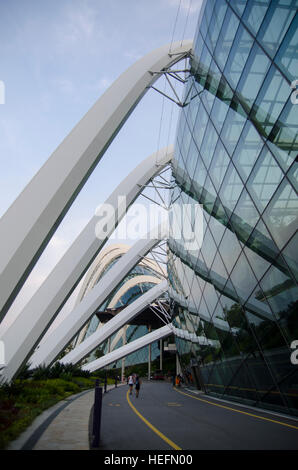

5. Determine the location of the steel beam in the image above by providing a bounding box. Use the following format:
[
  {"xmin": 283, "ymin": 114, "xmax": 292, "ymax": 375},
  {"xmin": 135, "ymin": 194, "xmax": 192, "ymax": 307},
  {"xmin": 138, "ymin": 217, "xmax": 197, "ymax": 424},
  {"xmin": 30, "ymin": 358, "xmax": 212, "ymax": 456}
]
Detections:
[
  {"xmin": 82, "ymin": 324, "xmax": 173, "ymax": 372},
  {"xmin": 26, "ymin": 224, "xmax": 168, "ymax": 373},
  {"xmin": 60, "ymin": 280, "xmax": 168, "ymax": 365}
]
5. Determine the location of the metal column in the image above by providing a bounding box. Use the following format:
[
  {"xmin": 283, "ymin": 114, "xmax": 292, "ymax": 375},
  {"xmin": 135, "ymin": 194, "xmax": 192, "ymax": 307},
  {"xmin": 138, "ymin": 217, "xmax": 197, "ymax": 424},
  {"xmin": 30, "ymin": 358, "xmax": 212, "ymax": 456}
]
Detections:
[
  {"xmin": 148, "ymin": 325, "xmax": 152, "ymax": 380},
  {"xmin": 121, "ymin": 325, "xmax": 127, "ymax": 382}
]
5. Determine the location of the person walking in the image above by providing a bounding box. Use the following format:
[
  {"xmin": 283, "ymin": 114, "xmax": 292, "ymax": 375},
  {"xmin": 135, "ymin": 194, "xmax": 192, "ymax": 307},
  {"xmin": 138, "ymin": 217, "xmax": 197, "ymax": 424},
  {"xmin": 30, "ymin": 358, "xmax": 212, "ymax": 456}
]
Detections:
[
  {"xmin": 135, "ymin": 374, "xmax": 141, "ymax": 398},
  {"xmin": 128, "ymin": 374, "xmax": 134, "ymax": 395},
  {"xmin": 172, "ymin": 373, "xmax": 176, "ymax": 387}
]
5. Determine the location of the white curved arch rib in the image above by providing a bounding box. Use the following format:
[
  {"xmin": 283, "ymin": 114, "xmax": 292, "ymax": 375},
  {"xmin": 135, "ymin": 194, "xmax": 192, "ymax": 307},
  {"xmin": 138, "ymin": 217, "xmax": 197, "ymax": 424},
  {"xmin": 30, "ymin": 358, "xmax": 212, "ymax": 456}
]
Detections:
[
  {"xmin": 1, "ymin": 148, "xmax": 172, "ymax": 383},
  {"xmin": 76, "ymin": 244, "xmax": 129, "ymax": 304},
  {"xmin": 74, "ymin": 245, "xmax": 165, "ymax": 347},
  {"xmin": 77, "ymin": 274, "xmax": 160, "ymax": 346},
  {"xmin": 27, "ymin": 223, "xmax": 168, "ymax": 373},
  {"xmin": 109, "ymin": 329, "xmax": 125, "ymax": 353},
  {"xmin": 82, "ymin": 323, "xmax": 172, "ymax": 373},
  {"xmin": 107, "ymin": 275, "xmax": 159, "ymax": 308},
  {"xmin": 60, "ymin": 280, "xmax": 168, "ymax": 366},
  {"xmin": 78, "ymin": 243, "xmax": 165, "ymax": 304},
  {"xmin": 0, "ymin": 40, "xmax": 192, "ymax": 320},
  {"xmin": 73, "ymin": 243, "xmax": 126, "ymax": 347}
]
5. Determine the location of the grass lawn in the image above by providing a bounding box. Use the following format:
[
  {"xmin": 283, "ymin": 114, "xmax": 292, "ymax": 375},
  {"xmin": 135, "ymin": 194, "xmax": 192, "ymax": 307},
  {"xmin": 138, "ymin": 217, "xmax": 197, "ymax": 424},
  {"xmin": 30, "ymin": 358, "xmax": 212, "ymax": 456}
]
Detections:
[{"xmin": 0, "ymin": 376, "xmax": 97, "ymax": 449}]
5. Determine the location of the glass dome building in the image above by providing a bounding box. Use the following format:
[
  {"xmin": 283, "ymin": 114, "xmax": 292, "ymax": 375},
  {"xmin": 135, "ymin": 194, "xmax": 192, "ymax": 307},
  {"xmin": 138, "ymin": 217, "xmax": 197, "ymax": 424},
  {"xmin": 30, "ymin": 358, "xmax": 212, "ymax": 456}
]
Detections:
[
  {"xmin": 74, "ymin": 243, "xmax": 166, "ymax": 369},
  {"xmin": 168, "ymin": 0, "xmax": 298, "ymax": 417}
]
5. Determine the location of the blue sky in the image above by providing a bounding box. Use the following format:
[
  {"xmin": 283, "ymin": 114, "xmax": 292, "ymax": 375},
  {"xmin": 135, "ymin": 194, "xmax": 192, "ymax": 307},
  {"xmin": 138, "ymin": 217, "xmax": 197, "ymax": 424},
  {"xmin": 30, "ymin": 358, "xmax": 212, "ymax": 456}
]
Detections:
[{"xmin": 0, "ymin": 0, "xmax": 202, "ymax": 333}]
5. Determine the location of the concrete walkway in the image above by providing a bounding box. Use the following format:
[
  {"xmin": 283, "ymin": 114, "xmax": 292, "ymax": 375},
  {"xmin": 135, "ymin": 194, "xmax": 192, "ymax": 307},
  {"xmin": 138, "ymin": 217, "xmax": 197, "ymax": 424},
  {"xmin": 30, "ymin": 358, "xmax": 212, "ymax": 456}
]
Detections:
[
  {"xmin": 8, "ymin": 384, "xmax": 121, "ymax": 450},
  {"xmin": 33, "ymin": 390, "xmax": 93, "ymax": 450}
]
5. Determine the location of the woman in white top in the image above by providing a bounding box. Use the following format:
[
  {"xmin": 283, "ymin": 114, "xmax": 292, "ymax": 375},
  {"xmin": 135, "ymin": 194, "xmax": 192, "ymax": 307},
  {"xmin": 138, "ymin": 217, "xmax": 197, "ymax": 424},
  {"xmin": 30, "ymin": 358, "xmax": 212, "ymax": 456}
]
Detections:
[{"xmin": 128, "ymin": 375, "xmax": 134, "ymax": 395}]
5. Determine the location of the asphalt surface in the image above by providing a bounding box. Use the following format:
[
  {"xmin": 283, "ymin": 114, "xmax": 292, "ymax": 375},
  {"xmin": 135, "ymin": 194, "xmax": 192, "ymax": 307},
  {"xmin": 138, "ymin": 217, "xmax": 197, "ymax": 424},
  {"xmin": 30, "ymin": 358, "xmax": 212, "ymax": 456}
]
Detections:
[{"xmin": 99, "ymin": 381, "xmax": 298, "ymax": 450}]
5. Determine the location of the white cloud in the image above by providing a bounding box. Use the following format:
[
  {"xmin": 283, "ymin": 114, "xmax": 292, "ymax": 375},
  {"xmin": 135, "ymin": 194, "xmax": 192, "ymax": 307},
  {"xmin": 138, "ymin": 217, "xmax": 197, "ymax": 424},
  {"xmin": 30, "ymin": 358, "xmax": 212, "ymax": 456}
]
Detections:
[
  {"xmin": 123, "ymin": 50, "xmax": 143, "ymax": 62},
  {"xmin": 52, "ymin": 78, "xmax": 76, "ymax": 95},
  {"xmin": 53, "ymin": 2, "xmax": 102, "ymax": 53},
  {"xmin": 97, "ymin": 77, "xmax": 113, "ymax": 91}
]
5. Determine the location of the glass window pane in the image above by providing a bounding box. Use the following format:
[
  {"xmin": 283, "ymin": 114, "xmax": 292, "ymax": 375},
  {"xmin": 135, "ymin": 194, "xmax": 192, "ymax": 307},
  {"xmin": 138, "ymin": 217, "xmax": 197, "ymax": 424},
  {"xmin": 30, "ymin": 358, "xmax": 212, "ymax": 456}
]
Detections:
[
  {"xmin": 258, "ymin": 262, "xmax": 298, "ymax": 342},
  {"xmin": 252, "ymin": 65, "xmax": 290, "ymax": 138},
  {"xmin": 228, "ymin": 0, "xmax": 247, "ymax": 16},
  {"xmin": 281, "ymin": 231, "xmax": 298, "ymax": 283},
  {"xmin": 223, "ymin": 23, "xmax": 253, "ymax": 89},
  {"xmin": 236, "ymin": 42, "xmax": 271, "ymax": 111},
  {"xmin": 193, "ymin": 154, "xmax": 207, "ymax": 189},
  {"xmin": 287, "ymin": 162, "xmax": 298, "ymax": 193},
  {"xmin": 219, "ymin": 161, "xmax": 244, "ymax": 212},
  {"xmin": 271, "ymin": 99, "xmax": 298, "ymax": 167},
  {"xmin": 210, "ymin": 95, "xmax": 230, "ymax": 133},
  {"xmin": 193, "ymin": 101, "xmax": 208, "ymax": 147},
  {"xmin": 246, "ymin": 217, "xmax": 280, "ymax": 270},
  {"xmin": 220, "ymin": 104, "xmax": 247, "ymax": 156},
  {"xmin": 258, "ymin": 2, "xmax": 297, "ymax": 61},
  {"xmin": 243, "ymin": 244, "xmax": 270, "ymax": 283},
  {"xmin": 185, "ymin": 137, "xmax": 199, "ymax": 176},
  {"xmin": 275, "ymin": 13, "xmax": 298, "ymax": 81},
  {"xmin": 209, "ymin": 139, "xmax": 230, "ymax": 192},
  {"xmin": 232, "ymin": 188, "xmax": 260, "ymax": 243},
  {"xmin": 208, "ymin": 215, "xmax": 226, "ymax": 247},
  {"xmin": 242, "ymin": 0, "xmax": 269, "ymax": 36},
  {"xmin": 232, "ymin": 121, "xmax": 264, "ymax": 182},
  {"xmin": 200, "ymin": 226, "xmax": 217, "ymax": 269},
  {"xmin": 262, "ymin": 177, "xmax": 297, "ymax": 251},
  {"xmin": 214, "ymin": 6, "xmax": 240, "ymax": 71},
  {"xmin": 199, "ymin": 0, "xmax": 216, "ymax": 40},
  {"xmin": 205, "ymin": 0, "xmax": 228, "ymax": 53},
  {"xmin": 218, "ymin": 227, "xmax": 242, "ymax": 274},
  {"xmin": 210, "ymin": 251, "xmax": 229, "ymax": 289},
  {"xmin": 245, "ymin": 146, "xmax": 284, "ymax": 214},
  {"xmin": 202, "ymin": 175, "xmax": 217, "ymax": 214},
  {"xmin": 200, "ymin": 120, "xmax": 219, "ymax": 169}
]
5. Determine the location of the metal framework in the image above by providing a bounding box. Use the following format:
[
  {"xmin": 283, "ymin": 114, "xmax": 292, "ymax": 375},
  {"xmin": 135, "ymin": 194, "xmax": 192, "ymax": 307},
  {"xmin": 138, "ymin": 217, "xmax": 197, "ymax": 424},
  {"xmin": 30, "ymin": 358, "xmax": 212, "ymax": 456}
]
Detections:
[{"xmin": 60, "ymin": 280, "xmax": 168, "ymax": 366}]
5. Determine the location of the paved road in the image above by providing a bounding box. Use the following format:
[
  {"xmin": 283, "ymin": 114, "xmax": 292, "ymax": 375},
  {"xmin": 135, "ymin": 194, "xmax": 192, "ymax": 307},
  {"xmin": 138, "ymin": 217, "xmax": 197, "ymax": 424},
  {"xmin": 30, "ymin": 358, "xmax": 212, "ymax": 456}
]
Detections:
[{"xmin": 99, "ymin": 381, "xmax": 298, "ymax": 450}]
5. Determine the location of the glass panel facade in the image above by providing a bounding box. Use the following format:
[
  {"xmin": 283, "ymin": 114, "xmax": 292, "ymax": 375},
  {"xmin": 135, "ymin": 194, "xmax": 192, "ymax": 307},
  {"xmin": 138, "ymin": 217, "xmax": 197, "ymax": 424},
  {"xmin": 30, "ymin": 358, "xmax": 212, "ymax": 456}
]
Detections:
[{"xmin": 169, "ymin": 0, "xmax": 298, "ymax": 417}]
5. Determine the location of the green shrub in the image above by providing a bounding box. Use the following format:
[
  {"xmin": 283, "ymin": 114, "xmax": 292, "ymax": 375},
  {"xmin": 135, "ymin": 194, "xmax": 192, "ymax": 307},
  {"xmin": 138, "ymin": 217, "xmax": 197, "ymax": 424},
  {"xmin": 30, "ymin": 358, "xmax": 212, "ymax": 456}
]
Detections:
[
  {"xmin": 30, "ymin": 362, "xmax": 91, "ymax": 380},
  {"xmin": 0, "ymin": 374, "xmax": 94, "ymax": 449}
]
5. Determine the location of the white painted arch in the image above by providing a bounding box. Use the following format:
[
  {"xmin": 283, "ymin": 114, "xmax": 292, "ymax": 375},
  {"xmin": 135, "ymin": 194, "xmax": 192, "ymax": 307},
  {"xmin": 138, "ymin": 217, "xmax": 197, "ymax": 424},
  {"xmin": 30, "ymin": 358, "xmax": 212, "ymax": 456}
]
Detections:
[
  {"xmin": 0, "ymin": 40, "xmax": 192, "ymax": 320},
  {"xmin": 1, "ymin": 148, "xmax": 172, "ymax": 383},
  {"xmin": 80, "ymin": 323, "xmax": 218, "ymax": 373},
  {"xmin": 74, "ymin": 243, "xmax": 165, "ymax": 347},
  {"xmin": 61, "ymin": 280, "xmax": 168, "ymax": 366},
  {"xmin": 26, "ymin": 223, "xmax": 168, "ymax": 373},
  {"xmin": 82, "ymin": 323, "xmax": 173, "ymax": 373},
  {"xmin": 107, "ymin": 275, "xmax": 160, "ymax": 309}
]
